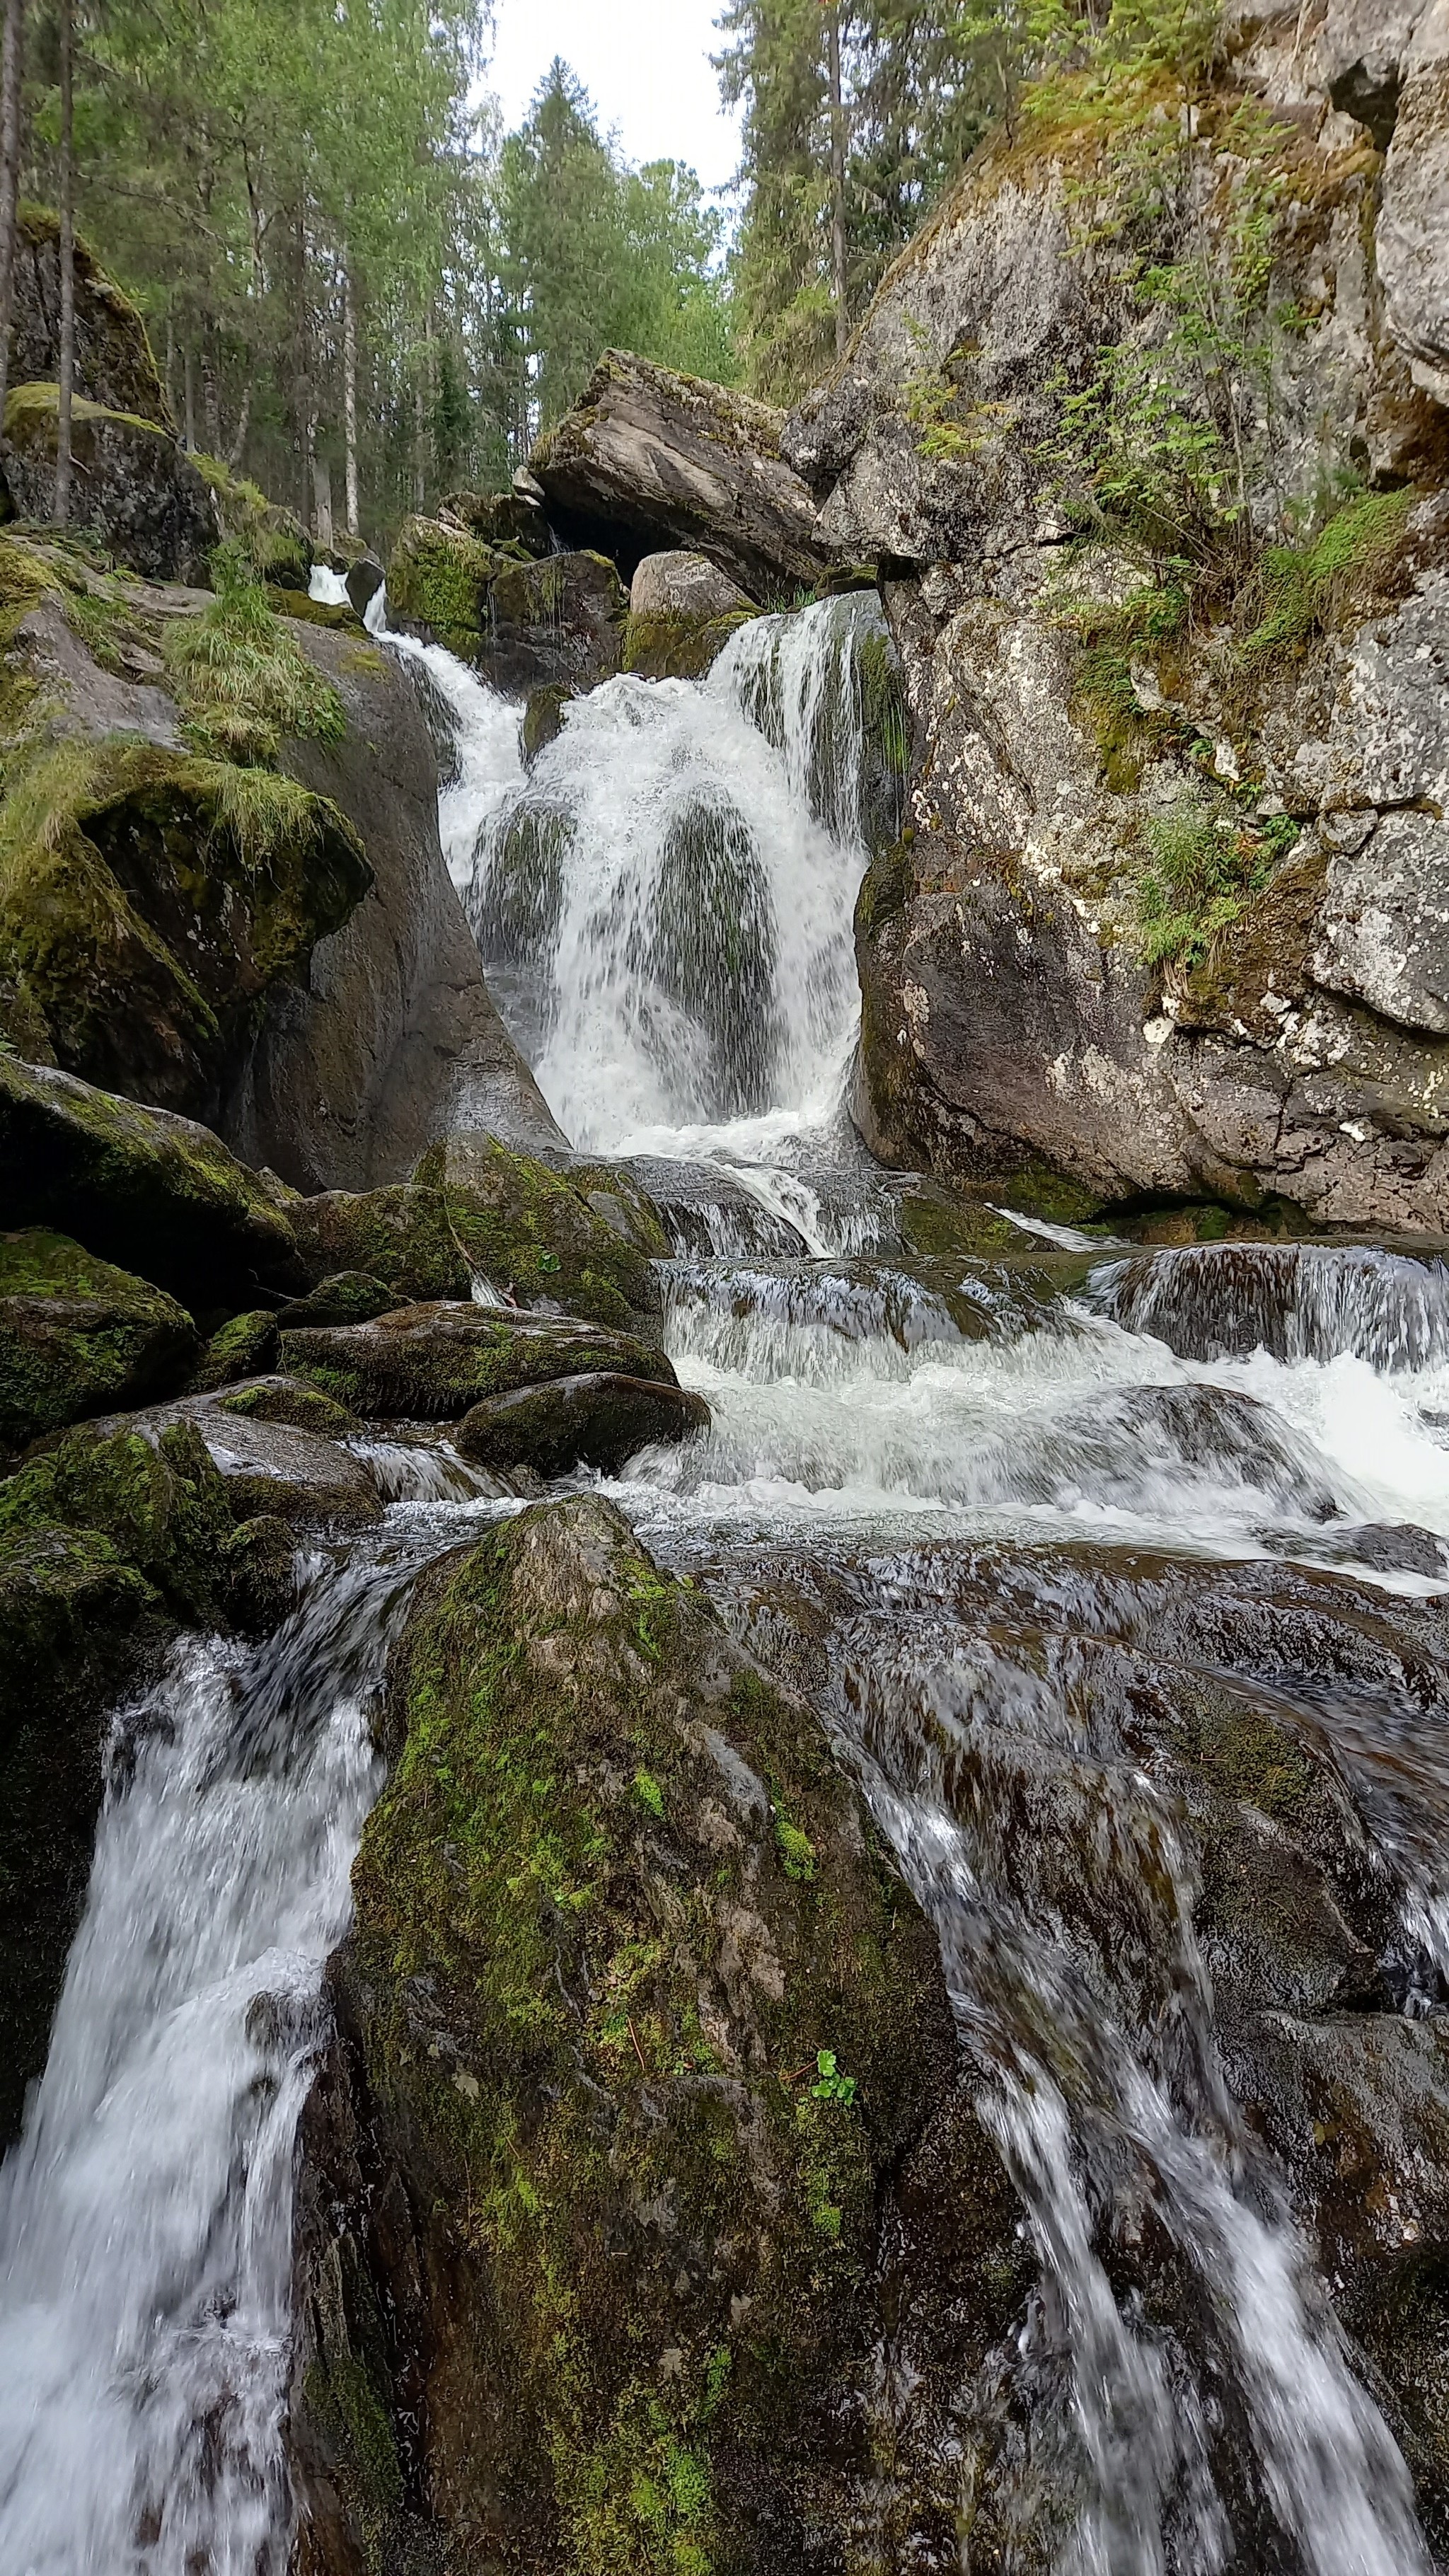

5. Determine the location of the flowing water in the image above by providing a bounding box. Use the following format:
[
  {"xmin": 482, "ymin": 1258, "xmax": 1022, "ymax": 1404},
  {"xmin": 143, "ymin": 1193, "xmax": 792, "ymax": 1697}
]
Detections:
[{"xmin": 1, "ymin": 578, "xmax": 1446, "ymax": 2570}]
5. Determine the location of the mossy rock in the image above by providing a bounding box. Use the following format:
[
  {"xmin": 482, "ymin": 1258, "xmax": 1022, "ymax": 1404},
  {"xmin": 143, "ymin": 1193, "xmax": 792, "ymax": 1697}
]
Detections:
[
  {"xmin": 218, "ymin": 1373, "xmax": 360, "ymax": 1436},
  {"xmin": 0, "ymin": 1415, "xmax": 239, "ymax": 1624},
  {"xmin": 9, "ymin": 205, "xmax": 173, "ymax": 429},
  {"xmin": 454, "ymin": 1370, "xmax": 710, "ymax": 1474},
  {"xmin": 439, "ymin": 488, "xmax": 553, "ymax": 557},
  {"xmin": 0, "ymin": 737, "xmax": 372, "ymax": 1119},
  {"xmin": 0, "ymin": 1226, "xmax": 197, "ymax": 1452},
  {"xmin": 288, "ymin": 1495, "xmax": 964, "ymax": 2571},
  {"xmin": 521, "ymin": 681, "xmax": 575, "ymax": 766},
  {"xmin": 269, "ymin": 587, "xmax": 367, "ymax": 634},
  {"xmin": 623, "ymin": 606, "xmax": 758, "ymax": 680},
  {"xmin": 280, "ymin": 1303, "xmax": 676, "ymax": 1423},
  {"xmin": 293, "ymin": 1141, "xmax": 660, "ymax": 1334},
  {"xmin": 0, "ymin": 1516, "xmax": 161, "ymax": 2141},
  {"xmin": 192, "ymin": 1307, "xmax": 281, "ymax": 1390},
  {"xmin": 385, "ymin": 514, "xmax": 505, "ymax": 659},
  {"xmin": 189, "ymin": 451, "xmax": 310, "ymax": 588},
  {"xmin": 2, "ymin": 383, "xmax": 220, "ymax": 584},
  {"xmin": 0, "ymin": 1054, "xmax": 303, "ymax": 1307},
  {"xmin": 277, "ymin": 1271, "xmax": 399, "ymax": 1329}
]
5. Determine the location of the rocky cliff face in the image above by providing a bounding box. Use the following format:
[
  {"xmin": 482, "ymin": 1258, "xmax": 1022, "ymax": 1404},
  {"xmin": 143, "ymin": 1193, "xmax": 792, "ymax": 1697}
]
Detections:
[{"xmin": 790, "ymin": 0, "xmax": 1449, "ymax": 1230}]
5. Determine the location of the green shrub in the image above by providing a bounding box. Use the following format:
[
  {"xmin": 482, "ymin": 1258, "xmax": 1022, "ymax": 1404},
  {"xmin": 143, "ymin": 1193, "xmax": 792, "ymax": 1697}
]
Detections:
[{"xmin": 1136, "ymin": 795, "xmax": 1271, "ymax": 966}]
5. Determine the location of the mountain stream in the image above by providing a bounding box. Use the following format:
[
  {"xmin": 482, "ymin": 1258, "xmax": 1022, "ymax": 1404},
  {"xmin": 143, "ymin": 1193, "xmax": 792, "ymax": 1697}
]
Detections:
[{"xmin": 0, "ymin": 577, "xmax": 1446, "ymax": 2570}]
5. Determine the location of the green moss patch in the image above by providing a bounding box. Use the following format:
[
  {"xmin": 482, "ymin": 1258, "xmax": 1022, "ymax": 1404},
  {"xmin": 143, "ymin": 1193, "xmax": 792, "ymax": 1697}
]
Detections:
[
  {"xmin": 0, "ymin": 1226, "xmax": 197, "ymax": 1451},
  {"xmin": 163, "ymin": 548, "xmax": 346, "ymax": 763}
]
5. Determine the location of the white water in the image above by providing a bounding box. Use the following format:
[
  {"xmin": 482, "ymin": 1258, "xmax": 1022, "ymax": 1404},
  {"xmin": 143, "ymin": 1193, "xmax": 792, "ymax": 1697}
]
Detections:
[{"xmin": 2, "ymin": 579, "xmax": 1443, "ymax": 2572}]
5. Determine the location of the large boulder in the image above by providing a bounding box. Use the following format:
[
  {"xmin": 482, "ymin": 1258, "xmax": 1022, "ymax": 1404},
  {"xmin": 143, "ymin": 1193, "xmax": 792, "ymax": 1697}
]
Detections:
[
  {"xmin": 454, "ymin": 1369, "xmax": 709, "ymax": 1473},
  {"xmin": 79, "ymin": 1388, "xmax": 383, "ymax": 1528},
  {"xmin": 799, "ymin": 18, "xmax": 1449, "ymax": 1230},
  {"xmin": 5, "ymin": 207, "xmax": 173, "ymax": 427},
  {"xmin": 286, "ymin": 1497, "xmax": 1014, "ymax": 2573},
  {"xmin": 0, "ymin": 1054, "xmax": 302, "ymax": 1306},
  {"xmin": 280, "ymin": 1302, "xmax": 677, "ymax": 1421},
  {"xmin": 0, "ymin": 1228, "xmax": 197, "ymax": 1455},
  {"xmin": 386, "ymin": 516, "xmax": 627, "ymax": 693},
  {"xmin": 531, "ymin": 350, "xmax": 838, "ymax": 597},
  {"xmin": 227, "ymin": 618, "xmax": 566, "ymax": 1186},
  {"xmin": 4, "ymin": 383, "xmax": 220, "ymax": 582},
  {"xmin": 290, "ymin": 1136, "xmax": 662, "ymax": 1332},
  {"xmin": 623, "ymin": 548, "xmax": 761, "ymax": 681}
]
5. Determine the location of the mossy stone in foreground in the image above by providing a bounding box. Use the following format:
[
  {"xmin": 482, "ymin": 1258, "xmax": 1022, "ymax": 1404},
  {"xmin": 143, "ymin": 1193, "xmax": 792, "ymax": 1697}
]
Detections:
[
  {"xmin": 0, "ymin": 1416, "xmax": 238, "ymax": 1623},
  {"xmin": 0, "ymin": 1227, "xmax": 197, "ymax": 1452},
  {"xmin": 289, "ymin": 1496, "xmax": 962, "ymax": 2572}
]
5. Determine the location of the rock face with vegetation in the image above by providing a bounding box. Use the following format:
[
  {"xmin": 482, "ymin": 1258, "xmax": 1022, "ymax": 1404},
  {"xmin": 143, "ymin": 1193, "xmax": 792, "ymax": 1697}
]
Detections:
[
  {"xmin": 791, "ymin": 4, "xmax": 1449, "ymax": 1230},
  {"xmin": 287, "ymin": 1495, "xmax": 1024, "ymax": 2575},
  {"xmin": 3, "ymin": 386, "xmax": 221, "ymax": 584},
  {"xmin": 0, "ymin": 528, "xmax": 558, "ymax": 1184},
  {"xmin": 4, "ymin": 206, "xmax": 174, "ymax": 427},
  {"xmin": 531, "ymin": 350, "xmax": 840, "ymax": 598},
  {"xmin": 0, "ymin": 1414, "xmax": 292, "ymax": 2138},
  {"xmin": 386, "ymin": 516, "xmax": 628, "ymax": 694}
]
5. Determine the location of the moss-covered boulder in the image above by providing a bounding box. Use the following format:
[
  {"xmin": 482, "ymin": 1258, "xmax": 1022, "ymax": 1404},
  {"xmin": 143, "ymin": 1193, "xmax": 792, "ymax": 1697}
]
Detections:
[
  {"xmin": 7, "ymin": 205, "xmax": 173, "ymax": 427},
  {"xmin": 0, "ymin": 1227, "xmax": 197, "ymax": 1452},
  {"xmin": 190, "ymin": 452, "xmax": 311, "ymax": 587},
  {"xmin": 0, "ymin": 1053, "xmax": 302, "ymax": 1305},
  {"xmin": 276, "ymin": 1271, "xmax": 398, "ymax": 1329},
  {"xmin": 281, "ymin": 1303, "xmax": 676, "ymax": 1422},
  {"xmin": 386, "ymin": 515, "xmax": 626, "ymax": 693},
  {"xmin": 455, "ymin": 1370, "xmax": 709, "ymax": 1474},
  {"xmin": 292, "ymin": 1139, "xmax": 661, "ymax": 1333},
  {"xmin": 3, "ymin": 383, "xmax": 220, "ymax": 584},
  {"xmin": 192, "ymin": 1307, "xmax": 280, "ymax": 1390},
  {"xmin": 0, "ymin": 735, "xmax": 371, "ymax": 1120},
  {"xmin": 288, "ymin": 1496, "xmax": 975, "ymax": 2572},
  {"xmin": 623, "ymin": 607, "xmax": 758, "ymax": 681},
  {"xmin": 0, "ymin": 1518, "xmax": 159, "ymax": 2139},
  {"xmin": 1, "ymin": 1415, "xmax": 241, "ymax": 1623},
  {"xmin": 439, "ymin": 487, "xmax": 552, "ymax": 557},
  {"xmin": 217, "ymin": 1373, "xmax": 359, "ymax": 1436}
]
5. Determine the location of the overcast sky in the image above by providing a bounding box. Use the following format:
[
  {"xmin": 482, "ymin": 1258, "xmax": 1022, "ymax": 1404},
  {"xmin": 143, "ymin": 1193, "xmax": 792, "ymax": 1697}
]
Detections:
[{"xmin": 487, "ymin": 0, "xmax": 743, "ymax": 196}]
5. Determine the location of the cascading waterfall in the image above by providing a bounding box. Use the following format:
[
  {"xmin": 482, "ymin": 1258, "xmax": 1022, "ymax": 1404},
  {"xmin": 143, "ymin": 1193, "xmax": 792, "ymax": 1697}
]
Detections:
[{"xmin": 3, "ymin": 567, "xmax": 1445, "ymax": 2571}]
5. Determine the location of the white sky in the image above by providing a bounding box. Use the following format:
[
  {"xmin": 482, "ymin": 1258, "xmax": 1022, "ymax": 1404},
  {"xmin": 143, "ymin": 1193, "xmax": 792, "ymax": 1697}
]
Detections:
[{"xmin": 486, "ymin": 0, "xmax": 743, "ymax": 197}]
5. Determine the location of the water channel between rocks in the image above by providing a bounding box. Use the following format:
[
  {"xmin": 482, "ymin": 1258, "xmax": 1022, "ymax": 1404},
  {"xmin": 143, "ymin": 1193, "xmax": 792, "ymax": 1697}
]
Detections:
[{"xmin": 1, "ymin": 584, "xmax": 1448, "ymax": 2572}]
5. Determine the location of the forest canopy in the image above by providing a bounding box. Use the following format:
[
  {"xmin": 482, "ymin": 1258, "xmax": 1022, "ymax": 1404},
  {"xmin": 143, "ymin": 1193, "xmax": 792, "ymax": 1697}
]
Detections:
[{"xmin": 4, "ymin": 0, "xmax": 1212, "ymax": 544}]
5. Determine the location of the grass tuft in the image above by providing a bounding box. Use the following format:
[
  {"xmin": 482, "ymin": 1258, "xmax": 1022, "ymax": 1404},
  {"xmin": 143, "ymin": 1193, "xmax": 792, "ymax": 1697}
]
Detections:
[{"xmin": 163, "ymin": 543, "xmax": 344, "ymax": 762}]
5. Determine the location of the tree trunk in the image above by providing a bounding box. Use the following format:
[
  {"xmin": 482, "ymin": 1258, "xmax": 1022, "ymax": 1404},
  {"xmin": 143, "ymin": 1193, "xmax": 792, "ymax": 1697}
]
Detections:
[
  {"xmin": 412, "ymin": 368, "xmax": 425, "ymax": 511},
  {"xmin": 182, "ymin": 340, "xmax": 196, "ymax": 451},
  {"xmin": 311, "ymin": 454, "xmax": 333, "ymax": 550},
  {"xmin": 0, "ymin": 0, "xmax": 25, "ymax": 432},
  {"xmin": 52, "ymin": 0, "xmax": 74, "ymax": 524},
  {"xmin": 201, "ymin": 322, "xmax": 220, "ymax": 454},
  {"xmin": 824, "ymin": 2, "xmax": 850, "ymax": 360},
  {"xmin": 226, "ymin": 382, "xmax": 252, "ymax": 470},
  {"xmin": 342, "ymin": 261, "xmax": 359, "ymax": 536}
]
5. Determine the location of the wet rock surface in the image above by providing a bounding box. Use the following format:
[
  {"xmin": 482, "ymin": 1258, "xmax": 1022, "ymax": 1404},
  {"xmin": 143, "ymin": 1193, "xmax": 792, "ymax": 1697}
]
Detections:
[
  {"xmin": 680, "ymin": 1525, "xmax": 1449, "ymax": 2559},
  {"xmin": 287, "ymin": 1495, "xmax": 1010, "ymax": 2575},
  {"xmin": 454, "ymin": 1369, "xmax": 710, "ymax": 1474}
]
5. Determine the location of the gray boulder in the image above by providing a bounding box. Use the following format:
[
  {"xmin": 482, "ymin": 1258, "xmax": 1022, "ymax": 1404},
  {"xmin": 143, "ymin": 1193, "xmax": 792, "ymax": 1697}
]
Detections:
[
  {"xmin": 531, "ymin": 350, "xmax": 836, "ymax": 596},
  {"xmin": 4, "ymin": 385, "xmax": 219, "ymax": 582},
  {"xmin": 225, "ymin": 618, "xmax": 566, "ymax": 1187},
  {"xmin": 454, "ymin": 1370, "xmax": 709, "ymax": 1473},
  {"xmin": 629, "ymin": 549, "xmax": 756, "ymax": 619},
  {"xmin": 280, "ymin": 1300, "xmax": 679, "ymax": 1421}
]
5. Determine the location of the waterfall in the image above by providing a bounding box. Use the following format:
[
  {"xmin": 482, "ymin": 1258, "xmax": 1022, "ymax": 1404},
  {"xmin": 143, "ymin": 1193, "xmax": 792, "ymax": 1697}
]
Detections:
[
  {"xmin": 368, "ymin": 584, "xmax": 888, "ymax": 1162},
  {"xmin": 2, "ymin": 562, "xmax": 1439, "ymax": 2574}
]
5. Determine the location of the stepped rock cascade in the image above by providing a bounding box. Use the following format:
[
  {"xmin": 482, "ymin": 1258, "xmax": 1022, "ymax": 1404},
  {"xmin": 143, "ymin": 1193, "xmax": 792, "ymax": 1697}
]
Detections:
[{"xmin": 4, "ymin": 585, "xmax": 1449, "ymax": 2572}]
